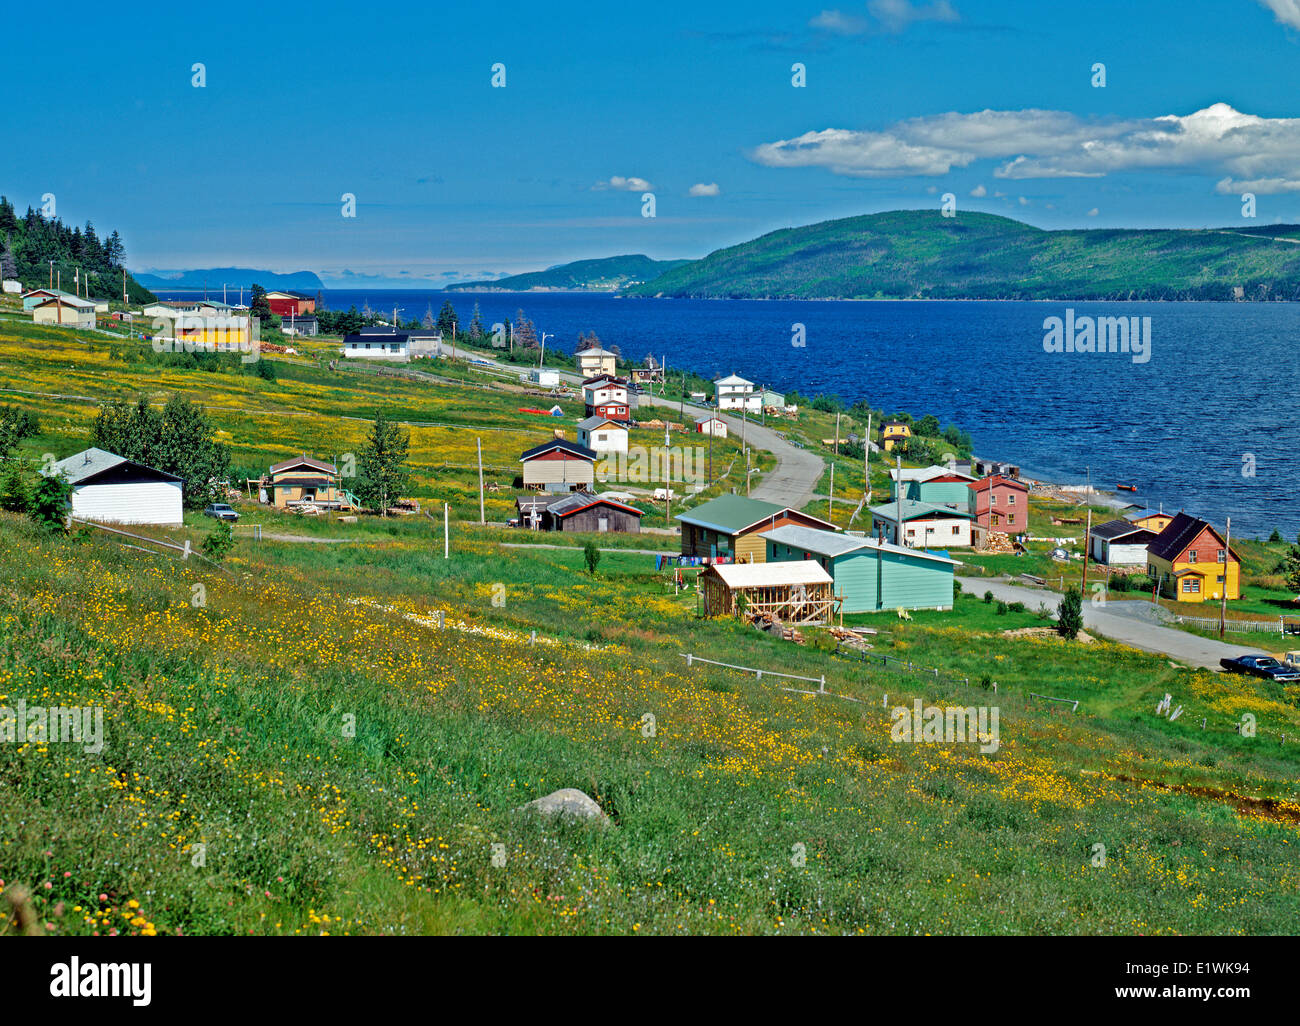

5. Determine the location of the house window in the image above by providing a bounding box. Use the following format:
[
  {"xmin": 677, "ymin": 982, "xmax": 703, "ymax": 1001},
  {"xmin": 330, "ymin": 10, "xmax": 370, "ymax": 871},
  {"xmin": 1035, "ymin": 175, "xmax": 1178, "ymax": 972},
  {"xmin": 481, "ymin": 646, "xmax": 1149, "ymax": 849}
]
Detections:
[
  {"xmin": 1007, "ymin": 513, "xmax": 1015, "ymax": 525},
  {"xmin": 1183, "ymin": 578, "xmax": 1200, "ymax": 594},
  {"xmin": 952, "ymin": 525, "xmax": 960, "ymax": 535},
  {"xmin": 1187, "ymin": 551, "xmax": 1197, "ymax": 563},
  {"xmin": 1217, "ymin": 549, "xmax": 1226, "ymax": 562},
  {"xmin": 991, "ymin": 494, "xmax": 998, "ymax": 506},
  {"xmin": 992, "ymin": 513, "xmax": 1000, "ymax": 526},
  {"xmin": 1007, "ymin": 493, "xmax": 1016, "ymax": 505}
]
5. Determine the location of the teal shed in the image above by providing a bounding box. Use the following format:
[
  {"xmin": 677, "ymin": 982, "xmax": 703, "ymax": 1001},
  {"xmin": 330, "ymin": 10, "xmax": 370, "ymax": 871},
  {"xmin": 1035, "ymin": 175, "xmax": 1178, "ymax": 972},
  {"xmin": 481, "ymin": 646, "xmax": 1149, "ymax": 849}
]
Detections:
[
  {"xmin": 890, "ymin": 465, "xmax": 978, "ymax": 512},
  {"xmin": 761, "ymin": 524, "xmax": 959, "ymax": 613}
]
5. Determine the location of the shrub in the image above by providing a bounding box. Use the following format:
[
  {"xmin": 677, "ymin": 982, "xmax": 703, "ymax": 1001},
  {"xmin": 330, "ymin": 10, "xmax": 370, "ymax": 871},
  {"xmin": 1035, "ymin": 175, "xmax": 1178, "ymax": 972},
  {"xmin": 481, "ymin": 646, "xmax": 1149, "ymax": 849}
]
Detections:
[
  {"xmin": 1008, "ymin": 601, "xmax": 1025, "ymax": 613},
  {"xmin": 0, "ymin": 462, "xmax": 29, "ymax": 512},
  {"xmin": 1057, "ymin": 587, "xmax": 1084, "ymax": 640},
  {"xmin": 995, "ymin": 600, "xmax": 1008, "ymax": 615},
  {"xmin": 983, "ymin": 590, "xmax": 993, "ymax": 603},
  {"xmin": 28, "ymin": 472, "xmax": 70, "ymax": 534},
  {"xmin": 583, "ymin": 540, "xmax": 600, "ymax": 575},
  {"xmin": 201, "ymin": 520, "xmax": 235, "ymax": 563}
]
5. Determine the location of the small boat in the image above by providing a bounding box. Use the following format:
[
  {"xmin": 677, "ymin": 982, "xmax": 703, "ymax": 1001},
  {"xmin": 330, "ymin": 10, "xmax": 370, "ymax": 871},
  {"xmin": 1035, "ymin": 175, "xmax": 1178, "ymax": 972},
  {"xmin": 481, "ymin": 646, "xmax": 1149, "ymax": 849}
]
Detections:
[{"xmin": 1117, "ymin": 484, "xmax": 1137, "ymax": 492}]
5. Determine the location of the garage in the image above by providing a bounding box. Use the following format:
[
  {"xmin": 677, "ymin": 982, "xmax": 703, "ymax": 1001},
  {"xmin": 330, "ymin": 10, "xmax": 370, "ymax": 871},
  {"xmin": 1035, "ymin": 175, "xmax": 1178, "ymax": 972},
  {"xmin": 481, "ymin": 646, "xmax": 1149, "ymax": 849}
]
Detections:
[{"xmin": 50, "ymin": 448, "xmax": 184, "ymax": 526}]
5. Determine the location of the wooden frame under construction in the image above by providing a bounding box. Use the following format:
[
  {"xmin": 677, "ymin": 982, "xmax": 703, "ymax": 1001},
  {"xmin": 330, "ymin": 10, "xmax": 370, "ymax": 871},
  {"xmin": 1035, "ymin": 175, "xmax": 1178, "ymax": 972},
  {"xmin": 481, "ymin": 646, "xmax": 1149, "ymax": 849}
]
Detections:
[{"xmin": 700, "ymin": 570, "xmax": 834, "ymax": 625}]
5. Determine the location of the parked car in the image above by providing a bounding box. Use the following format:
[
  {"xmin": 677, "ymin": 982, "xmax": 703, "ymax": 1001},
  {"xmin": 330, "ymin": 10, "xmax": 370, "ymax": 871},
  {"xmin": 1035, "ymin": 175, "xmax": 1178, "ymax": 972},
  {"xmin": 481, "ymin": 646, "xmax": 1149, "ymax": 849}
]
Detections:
[
  {"xmin": 203, "ymin": 503, "xmax": 240, "ymax": 522},
  {"xmin": 1218, "ymin": 654, "xmax": 1300, "ymax": 682}
]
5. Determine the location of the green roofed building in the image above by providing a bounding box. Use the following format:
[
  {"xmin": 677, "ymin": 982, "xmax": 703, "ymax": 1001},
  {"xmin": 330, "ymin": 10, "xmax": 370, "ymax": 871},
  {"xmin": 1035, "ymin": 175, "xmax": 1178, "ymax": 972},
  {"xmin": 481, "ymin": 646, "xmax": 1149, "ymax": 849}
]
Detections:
[
  {"xmin": 675, "ymin": 493, "xmax": 838, "ymax": 563},
  {"xmin": 763, "ymin": 524, "xmax": 959, "ymax": 613}
]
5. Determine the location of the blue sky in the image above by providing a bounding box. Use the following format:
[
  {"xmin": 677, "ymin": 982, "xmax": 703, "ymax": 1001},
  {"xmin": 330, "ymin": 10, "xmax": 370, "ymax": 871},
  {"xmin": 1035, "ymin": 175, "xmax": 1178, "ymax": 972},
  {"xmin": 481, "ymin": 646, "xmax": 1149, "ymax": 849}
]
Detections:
[{"xmin": 6, "ymin": 0, "xmax": 1300, "ymax": 285}]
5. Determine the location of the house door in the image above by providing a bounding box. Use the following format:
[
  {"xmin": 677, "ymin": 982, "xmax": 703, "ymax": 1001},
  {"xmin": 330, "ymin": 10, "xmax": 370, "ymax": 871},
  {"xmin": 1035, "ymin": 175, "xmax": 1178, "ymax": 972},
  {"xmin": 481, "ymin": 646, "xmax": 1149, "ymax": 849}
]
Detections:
[{"xmin": 598, "ymin": 517, "xmax": 608, "ymax": 532}]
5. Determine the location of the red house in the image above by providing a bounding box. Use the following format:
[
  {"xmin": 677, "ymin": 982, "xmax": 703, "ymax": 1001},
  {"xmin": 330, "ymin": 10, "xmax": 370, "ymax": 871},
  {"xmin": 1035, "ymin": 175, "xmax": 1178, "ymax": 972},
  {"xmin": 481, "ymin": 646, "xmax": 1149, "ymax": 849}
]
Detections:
[
  {"xmin": 265, "ymin": 291, "xmax": 316, "ymax": 318},
  {"xmin": 582, "ymin": 375, "xmax": 631, "ymax": 422},
  {"xmin": 969, "ymin": 474, "xmax": 1029, "ymax": 531}
]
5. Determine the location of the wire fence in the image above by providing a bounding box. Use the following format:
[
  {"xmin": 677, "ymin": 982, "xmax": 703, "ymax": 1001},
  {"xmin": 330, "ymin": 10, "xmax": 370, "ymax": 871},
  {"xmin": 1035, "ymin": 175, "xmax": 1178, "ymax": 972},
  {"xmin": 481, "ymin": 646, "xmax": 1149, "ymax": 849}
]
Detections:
[{"xmin": 1173, "ymin": 614, "xmax": 1300, "ymax": 635}]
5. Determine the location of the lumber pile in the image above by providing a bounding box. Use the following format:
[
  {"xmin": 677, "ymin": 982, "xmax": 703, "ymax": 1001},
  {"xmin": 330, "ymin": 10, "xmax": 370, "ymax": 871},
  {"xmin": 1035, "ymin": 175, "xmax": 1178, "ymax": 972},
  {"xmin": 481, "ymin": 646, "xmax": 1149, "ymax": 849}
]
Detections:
[
  {"xmin": 982, "ymin": 531, "xmax": 1017, "ymax": 553},
  {"xmin": 829, "ymin": 625, "xmax": 874, "ymax": 649},
  {"xmin": 745, "ymin": 611, "xmax": 805, "ymax": 645}
]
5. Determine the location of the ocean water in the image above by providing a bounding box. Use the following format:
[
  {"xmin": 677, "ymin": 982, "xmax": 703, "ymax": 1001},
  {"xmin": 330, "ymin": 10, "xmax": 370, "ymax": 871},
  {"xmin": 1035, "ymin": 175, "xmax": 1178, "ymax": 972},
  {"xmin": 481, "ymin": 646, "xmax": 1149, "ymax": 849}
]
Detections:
[{"xmin": 156, "ymin": 289, "xmax": 1300, "ymax": 538}]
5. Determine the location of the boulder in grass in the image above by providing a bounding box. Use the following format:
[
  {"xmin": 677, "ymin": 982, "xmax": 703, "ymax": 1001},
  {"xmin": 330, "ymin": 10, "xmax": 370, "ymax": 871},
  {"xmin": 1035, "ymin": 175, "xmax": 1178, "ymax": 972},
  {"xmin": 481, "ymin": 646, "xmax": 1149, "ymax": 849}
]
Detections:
[{"xmin": 515, "ymin": 788, "xmax": 610, "ymax": 826}]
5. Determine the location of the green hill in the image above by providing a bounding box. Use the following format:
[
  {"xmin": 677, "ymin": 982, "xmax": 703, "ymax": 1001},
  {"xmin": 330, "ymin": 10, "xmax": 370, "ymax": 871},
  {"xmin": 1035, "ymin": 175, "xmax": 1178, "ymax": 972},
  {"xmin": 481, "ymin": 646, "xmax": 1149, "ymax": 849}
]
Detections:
[
  {"xmin": 448, "ymin": 254, "xmax": 688, "ymax": 292},
  {"xmin": 626, "ymin": 210, "xmax": 1300, "ymax": 301}
]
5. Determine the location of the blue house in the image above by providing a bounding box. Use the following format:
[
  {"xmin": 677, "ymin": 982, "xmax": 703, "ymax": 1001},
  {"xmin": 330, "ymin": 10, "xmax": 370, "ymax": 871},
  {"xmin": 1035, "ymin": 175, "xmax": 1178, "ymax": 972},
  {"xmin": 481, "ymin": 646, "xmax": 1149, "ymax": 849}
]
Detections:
[{"xmin": 762, "ymin": 524, "xmax": 959, "ymax": 613}]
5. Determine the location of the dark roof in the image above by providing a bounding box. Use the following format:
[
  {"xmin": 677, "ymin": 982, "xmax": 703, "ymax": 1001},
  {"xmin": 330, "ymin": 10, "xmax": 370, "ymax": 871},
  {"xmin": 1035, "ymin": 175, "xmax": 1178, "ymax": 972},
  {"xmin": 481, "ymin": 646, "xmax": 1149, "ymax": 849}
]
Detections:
[
  {"xmin": 547, "ymin": 491, "xmax": 645, "ymax": 519},
  {"xmin": 1147, "ymin": 512, "xmax": 1239, "ymax": 562},
  {"xmin": 344, "ymin": 331, "xmax": 409, "ymax": 344},
  {"xmin": 970, "ymin": 474, "xmax": 1028, "ymax": 493},
  {"xmin": 270, "ymin": 454, "xmax": 336, "ymax": 474},
  {"xmin": 519, "ymin": 438, "xmax": 597, "ymax": 462},
  {"xmin": 1090, "ymin": 519, "xmax": 1156, "ymax": 543}
]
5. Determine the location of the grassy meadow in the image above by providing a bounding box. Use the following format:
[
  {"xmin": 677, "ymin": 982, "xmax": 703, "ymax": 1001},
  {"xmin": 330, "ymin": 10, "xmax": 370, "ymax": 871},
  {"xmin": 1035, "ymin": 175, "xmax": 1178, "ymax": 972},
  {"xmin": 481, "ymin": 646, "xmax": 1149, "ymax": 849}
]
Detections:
[{"xmin": 1, "ymin": 319, "xmax": 1299, "ymax": 936}]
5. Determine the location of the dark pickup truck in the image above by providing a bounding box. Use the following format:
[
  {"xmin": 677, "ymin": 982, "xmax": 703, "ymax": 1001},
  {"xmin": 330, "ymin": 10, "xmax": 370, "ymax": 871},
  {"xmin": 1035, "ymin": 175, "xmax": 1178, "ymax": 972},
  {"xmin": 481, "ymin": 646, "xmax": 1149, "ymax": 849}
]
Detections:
[{"xmin": 1218, "ymin": 654, "xmax": 1300, "ymax": 682}]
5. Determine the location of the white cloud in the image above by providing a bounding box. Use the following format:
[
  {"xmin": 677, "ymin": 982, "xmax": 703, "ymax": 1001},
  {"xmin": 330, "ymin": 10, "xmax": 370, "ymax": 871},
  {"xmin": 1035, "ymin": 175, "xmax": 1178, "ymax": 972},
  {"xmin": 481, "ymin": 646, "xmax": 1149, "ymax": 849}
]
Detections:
[
  {"xmin": 593, "ymin": 176, "xmax": 654, "ymax": 192},
  {"xmin": 810, "ymin": 1, "xmax": 958, "ymax": 35},
  {"xmin": 809, "ymin": 9, "xmax": 870, "ymax": 34},
  {"xmin": 688, "ymin": 182, "xmax": 721, "ymax": 197},
  {"xmin": 1087, "ymin": 208, "xmax": 1099, "ymax": 217},
  {"xmin": 752, "ymin": 102, "xmax": 1300, "ymax": 193},
  {"xmin": 1258, "ymin": 0, "xmax": 1300, "ymax": 30},
  {"xmin": 1018, "ymin": 196, "xmax": 1029, "ymax": 205},
  {"xmin": 969, "ymin": 184, "xmax": 987, "ymax": 197}
]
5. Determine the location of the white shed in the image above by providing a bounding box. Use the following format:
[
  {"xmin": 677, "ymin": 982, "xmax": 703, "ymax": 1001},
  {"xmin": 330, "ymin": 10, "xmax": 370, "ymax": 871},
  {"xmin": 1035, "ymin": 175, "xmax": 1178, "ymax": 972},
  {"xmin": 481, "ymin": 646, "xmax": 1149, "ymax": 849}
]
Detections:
[
  {"xmin": 48, "ymin": 448, "xmax": 184, "ymax": 526},
  {"xmin": 1088, "ymin": 519, "xmax": 1157, "ymax": 566}
]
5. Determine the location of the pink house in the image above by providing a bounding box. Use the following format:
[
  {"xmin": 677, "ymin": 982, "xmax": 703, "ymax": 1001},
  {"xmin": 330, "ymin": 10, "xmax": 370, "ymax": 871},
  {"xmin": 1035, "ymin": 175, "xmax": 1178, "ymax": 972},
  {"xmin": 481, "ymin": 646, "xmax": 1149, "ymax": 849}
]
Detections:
[{"xmin": 969, "ymin": 474, "xmax": 1029, "ymax": 532}]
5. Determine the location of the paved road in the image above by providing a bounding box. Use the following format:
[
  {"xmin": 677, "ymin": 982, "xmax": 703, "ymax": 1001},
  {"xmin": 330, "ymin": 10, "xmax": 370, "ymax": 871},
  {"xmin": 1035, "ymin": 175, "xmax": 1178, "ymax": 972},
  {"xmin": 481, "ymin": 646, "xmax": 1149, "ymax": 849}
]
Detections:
[
  {"xmin": 473, "ymin": 358, "xmax": 827, "ymax": 511},
  {"xmin": 976, "ymin": 577, "xmax": 1261, "ymax": 670}
]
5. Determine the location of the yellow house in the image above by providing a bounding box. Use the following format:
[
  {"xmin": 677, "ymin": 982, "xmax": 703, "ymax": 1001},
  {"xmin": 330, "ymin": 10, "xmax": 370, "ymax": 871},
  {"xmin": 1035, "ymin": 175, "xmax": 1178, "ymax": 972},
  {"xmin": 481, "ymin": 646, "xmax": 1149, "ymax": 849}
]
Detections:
[
  {"xmin": 882, "ymin": 421, "xmax": 912, "ymax": 452},
  {"xmin": 148, "ymin": 309, "xmax": 251, "ymax": 350},
  {"xmin": 265, "ymin": 455, "xmax": 350, "ymax": 510},
  {"xmin": 1124, "ymin": 507, "xmax": 1174, "ymax": 534},
  {"xmin": 1146, "ymin": 512, "xmax": 1240, "ymax": 603}
]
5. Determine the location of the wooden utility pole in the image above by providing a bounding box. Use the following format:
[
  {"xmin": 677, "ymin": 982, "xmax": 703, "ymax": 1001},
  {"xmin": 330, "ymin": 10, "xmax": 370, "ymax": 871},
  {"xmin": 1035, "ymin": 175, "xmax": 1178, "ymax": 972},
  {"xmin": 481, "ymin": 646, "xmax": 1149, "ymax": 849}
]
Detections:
[
  {"xmin": 864, "ymin": 412, "xmax": 872, "ymax": 505},
  {"xmin": 746, "ymin": 448, "xmax": 751, "ymax": 497},
  {"xmin": 895, "ymin": 453, "xmax": 903, "ymax": 546},
  {"xmin": 664, "ymin": 424, "xmax": 672, "ymax": 525},
  {"xmin": 1081, "ymin": 506, "xmax": 1092, "ymax": 600},
  {"xmin": 476, "ymin": 437, "xmax": 485, "ymax": 524},
  {"xmin": 1219, "ymin": 517, "xmax": 1231, "ymax": 639},
  {"xmin": 444, "ymin": 502, "xmax": 450, "ymax": 559},
  {"xmin": 828, "ymin": 461, "xmax": 835, "ymax": 525}
]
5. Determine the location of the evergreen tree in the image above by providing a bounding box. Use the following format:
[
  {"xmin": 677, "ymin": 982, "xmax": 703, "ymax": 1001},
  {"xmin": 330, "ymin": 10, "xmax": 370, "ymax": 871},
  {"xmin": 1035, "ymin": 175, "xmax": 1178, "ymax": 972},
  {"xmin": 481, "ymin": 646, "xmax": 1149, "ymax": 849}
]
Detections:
[
  {"xmin": 29, "ymin": 471, "xmax": 72, "ymax": 534},
  {"xmin": 436, "ymin": 300, "xmax": 459, "ymax": 338},
  {"xmin": 0, "ymin": 232, "xmax": 16, "ymax": 280},
  {"xmin": 354, "ymin": 410, "xmax": 410, "ymax": 517},
  {"xmin": 468, "ymin": 302, "xmax": 485, "ymax": 341},
  {"xmin": 1056, "ymin": 587, "xmax": 1084, "ymax": 640},
  {"xmin": 422, "ymin": 303, "xmax": 436, "ymax": 330},
  {"xmin": 249, "ymin": 284, "xmax": 273, "ymax": 324},
  {"xmin": 514, "ymin": 309, "xmax": 538, "ymax": 349},
  {"xmin": 1285, "ymin": 545, "xmax": 1300, "ymax": 595}
]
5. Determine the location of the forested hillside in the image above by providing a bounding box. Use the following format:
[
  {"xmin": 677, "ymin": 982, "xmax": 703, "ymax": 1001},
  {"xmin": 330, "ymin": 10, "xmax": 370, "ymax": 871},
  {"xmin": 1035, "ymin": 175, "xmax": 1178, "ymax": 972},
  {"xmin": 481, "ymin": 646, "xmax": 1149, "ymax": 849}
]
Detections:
[{"xmin": 0, "ymin": 195, "xmax": 154, "ymax": 304}]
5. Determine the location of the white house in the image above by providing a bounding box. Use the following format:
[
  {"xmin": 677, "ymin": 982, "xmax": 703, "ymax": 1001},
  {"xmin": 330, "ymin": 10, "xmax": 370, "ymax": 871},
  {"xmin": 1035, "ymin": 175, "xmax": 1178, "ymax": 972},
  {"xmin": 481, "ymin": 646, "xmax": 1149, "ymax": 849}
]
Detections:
[
  {"xmin": 48, "ymin": 448, "xmax": 184, "ymax": 526},
  {"xmin": 1089, "ymin": 519, "xmax": 1158, "ymax": 566},
  {"xmin": 342, "ymin": 333, "xmax": 410, "ymax": 362},
  {"xmin": 696, "ymin": 415, "xmax": 728, "ymax": 438},
  {"xmin": 759, "ymin": 388, "xmax": 786, "ymax": 409},
  {"xmin": 870, "ymin": 499, "xmax": 975, "ymax": 549},
  {"xmin": 577, "ymin": 415, "xmax": 629, "ymax": 455},
  {"xmin": 576, "ymin": 347, "xmax": 618, "ymax": 378},
  {"xmin": 31, "ymin": 295, "xmax": 97, "ymax": 329},
  {"xmin": 1, "ymin": 280, "xmax": 21, "ymax": 295},
  {"xmin": 714, "ymin": 374, "xmax": 759, "ymax": 413}
]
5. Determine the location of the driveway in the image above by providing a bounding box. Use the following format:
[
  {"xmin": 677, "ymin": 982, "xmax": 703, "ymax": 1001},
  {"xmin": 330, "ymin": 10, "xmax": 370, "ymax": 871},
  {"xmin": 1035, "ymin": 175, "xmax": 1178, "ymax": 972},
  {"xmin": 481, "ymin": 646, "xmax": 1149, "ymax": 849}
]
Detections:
[{"xmin": 975, "ymin": 577, "xmax": 1262, "ymax": 671}]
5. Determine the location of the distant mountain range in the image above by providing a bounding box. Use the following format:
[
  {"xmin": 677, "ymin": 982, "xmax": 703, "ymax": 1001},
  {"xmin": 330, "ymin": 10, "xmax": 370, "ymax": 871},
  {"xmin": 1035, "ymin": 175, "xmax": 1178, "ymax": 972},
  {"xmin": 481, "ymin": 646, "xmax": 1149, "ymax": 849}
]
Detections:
[
  {"xmin": 133, "ymin": 267, "xmax": 325, "ymax": 291},
  {"xmin": 625, "ymin": 211, "xmax": 1300, "ymax": 301},
  {"xmin": 446, "ymin": 254, "xmax": 689, "ymax": 292}
]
